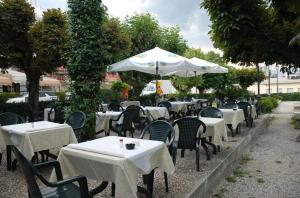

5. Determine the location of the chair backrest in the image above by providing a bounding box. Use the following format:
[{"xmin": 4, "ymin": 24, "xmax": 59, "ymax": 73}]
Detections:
[
  {"xmin": 237, "ymin": 101, "xmax": 252, "ymax": 118},
  {"xmin": 119, "ymin": 108, "xmax": 140, "ymax": 132},
  {"xmin": 223, "ymin": 102, "xmax": 238, "ymax": 109},
  {"xmin": 173, "ymin": 117, "xmax": 206, "ymax": 149},
  {"xmin": 142, "ymin": 120, "xmax": 175, "ymax": 142},
  {"xmin": 168, "ymin": 97, "xmax": 176, "ymax": 102},
  {"xmin": 126, "ymin": 105, "xmax": 146, "ymax": 123},
  {"xmin": 199, "ymin": 107, "xmax": 223, "ymax": 118},
  {"xmin": 65, "ymin": 111, "xmax": 86, "ymax": 142},
  {"xmin": 0, "ymin": 112, "xmax": 25, "ymax": 126},
  {"xmin": 158, "ymin": 101, "xmax": 172, "ymax": 111},
  {"xmin": 49, "ymin": 105, "xmax": 65, "ymax": 124},
  {"xmin": 11, "ymin": 146, "xmax": 43, "ymax": 197},
  {"xmin": 108, "ymin": 102, "xmax": 123, "ymax": 112}
]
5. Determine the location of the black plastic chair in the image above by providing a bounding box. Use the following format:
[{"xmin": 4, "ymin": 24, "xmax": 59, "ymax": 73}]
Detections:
[
  {"xmin": 48, "ymin": 105, "xmax": 65, "ymax": 124},
  {"xmin": 172, "ymin": 117, "xmax": 207, "ymax": 171},
  {"xmin": 108, "ymin": 102, "xmax": 123, "ymax": 112},
  {"xmin": 238, "ymin": 101, "xmax": 253, "ymax": 127},
  {"xmin": 0, "ymin": 112, "xmax": 25, "ymax": 167},
  {"xmin": 158, "ymin": 101, "xmax": 179, "ymax": 119},
  {"xmin": 65, "ymin": 111, "xmax": 86, "ymax": 142},
  {"xmin": 168, "ymin": 97, "xmax": 176, "ymax": 102},
  {"xmin": 126, "ymin": 105, "xmax": 149, "ymax": 130},
  {"xmin": 199, "ymin": 107, "xmax": 223, "ymax": 118},
  {"xmin": 11, "ymin": 145, "xmax": 90, "ymax": 198},
  {"xmin": 140, "ymin": 120, "xmax": 175, "ymax": 192},
  {"xmin": 109, "ymin": 108, "xmax": 138, "ymax": 137},
  {"xmin": 223, "ymin": 102, "xmax": 238, "ymax": 109}
]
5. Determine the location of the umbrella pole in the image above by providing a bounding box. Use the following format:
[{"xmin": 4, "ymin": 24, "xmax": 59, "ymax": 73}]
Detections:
[
  {"xmin": 155, "ymin": 61, "xmax": 159, "ymax": 105},
  {"xmin": 194, "ymin": 71, "xmax": 197, "ymax": 94}
]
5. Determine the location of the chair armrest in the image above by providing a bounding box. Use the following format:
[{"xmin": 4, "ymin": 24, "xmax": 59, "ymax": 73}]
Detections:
[
  {"xmin": 37, "ymin": 174, "xmax": 89, "ymax": 197},
  {"xmin": 34, "ymin": 160, "xmax": 63, "ymax": 180}
]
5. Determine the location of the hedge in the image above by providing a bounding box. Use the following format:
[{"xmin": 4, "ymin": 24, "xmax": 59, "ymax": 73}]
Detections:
[
  {"xmin": 259, "ymin": 96, "xmax": 279, "ymax": 113},
  {"xmin": 0, "ymin": 92, "xmax": 20, "ymax": 104}
]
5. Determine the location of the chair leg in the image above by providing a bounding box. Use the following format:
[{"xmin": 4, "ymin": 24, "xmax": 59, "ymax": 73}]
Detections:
[
  {"xmin": 7, "ymin": 145, "xmax": 12, "ymax": 171},
  {"xmin": 181, "ymin": 149, "xmax": 185, "ymax": 158},
  {"xmin": 0, "ymin": 153, "xmax": 2, "ymax": 165},
  {"xmin": 196, "ymin": 148, "xmax": 200, "ymax": 171},
  {"xmin": 201, "ymin": 138, "xmax": 210, "ymax": 160},
  {"xmin": 111, "ymin": 183, "xmax": 115, "ymax": 197},
  {"xmin": 164, "ymin": 172, "xmax": 169, "ymax": 192},
  {"xmin": 205, "ymin": 139, "xmax": 217, "ymax": 154}
]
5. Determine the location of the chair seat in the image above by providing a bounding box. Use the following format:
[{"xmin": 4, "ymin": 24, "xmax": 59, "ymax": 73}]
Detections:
[{"xmin": 41, "ymin": 183, "xmax": 81, "ymax": 198}]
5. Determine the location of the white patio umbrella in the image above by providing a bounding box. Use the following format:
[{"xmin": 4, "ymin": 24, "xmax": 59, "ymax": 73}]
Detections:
[
  {"xmin": 165, "ymin": 57, "xmax": 228, "ymax": 77},
  {"xmin": 108, "ymin": 47, "xmax": 200, "ymax": 93}
]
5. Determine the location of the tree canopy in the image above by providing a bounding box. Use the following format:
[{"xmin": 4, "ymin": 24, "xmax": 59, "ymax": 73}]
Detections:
[
  {"xmin": 236, "ymin": 68, "xmax": 266, "ymax": 89},
  {"xmin": 119, "ymin": 13, "xmax": 188, "ymax": 98},
  {"xmin": 0, "ymin": 0, "xmax": 68, "ymax": 120},
  {"xmin": 201, "ymin": 0, "xmax": 300, "ymax": 68}
]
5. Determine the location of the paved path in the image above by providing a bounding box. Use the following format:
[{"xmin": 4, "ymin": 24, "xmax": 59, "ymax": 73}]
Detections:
[{"xmin": 212, "ymin": 102, "xmax": 300, "ymax": 198}]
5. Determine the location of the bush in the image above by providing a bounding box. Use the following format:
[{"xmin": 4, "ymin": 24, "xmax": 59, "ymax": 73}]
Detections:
[
  {"xmin": 0, "ymin": 92, "xmax": 20, "ymax": 104},
  {"xmin": 272, "ymin": 94, "xmax": 283, "ymax": 101},
  {"xmin": 0, "ymin": 101, "xmax": 54, "ymax": 119},
  {"xmin": 277, "ymin": 93, "xmax": 300, "ymax": 101},
  {"xmin": 216, "ymin": 87, "xmax": 251, "ymax": 100},
  {"xmin": 56, "ymin": 91, "xmax": 66, "ymax": 101},
  {"xmin": 260, "ymin": 96, "xmax": 278, "ymax": 113}
]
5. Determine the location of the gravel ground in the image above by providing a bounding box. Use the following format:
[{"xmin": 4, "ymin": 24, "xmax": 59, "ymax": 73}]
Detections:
[
  {"xmin": 0, "ymin": 116, "xmax": 257, "ymax": 198},
  {"xmin": 211, "ymin": 102, "xmax": 300, "ymax": 198}
]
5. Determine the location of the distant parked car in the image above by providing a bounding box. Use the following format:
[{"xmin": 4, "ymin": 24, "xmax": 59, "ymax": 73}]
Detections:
[{"xmin": 6, "ymin": 91, "xmax": 58, "ymax": 103}]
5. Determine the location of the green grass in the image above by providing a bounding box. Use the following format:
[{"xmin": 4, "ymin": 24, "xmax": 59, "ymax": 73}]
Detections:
[
  {"xmin": 291, "ymin": 116, "xmax": 298, "ymax": 129},
  {"xmin": 239, "ymin": 154, "xmax": 253, "ymax": 165},
  {"xmin": 226, "ymin": 175, "xmax": 237, "ymax": 183},
  {"xmin": 213, "ymin": 188, "xmax": 227, "ymax": 198},
  {"xmin": 257, "ymin": 178, "xmax": 265, "ymax": 183},
  {"xmin": 233, "ymin": 168, "xmax": 247, "ymax": 177}
]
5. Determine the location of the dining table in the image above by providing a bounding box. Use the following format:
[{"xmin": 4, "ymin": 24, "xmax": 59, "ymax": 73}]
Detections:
[
  {"xmin": 142, "ymin": 106, "xmax": 170, "ymax": 121},
  {"xmin": 198, "ymin": 117, "xmax": 228, "ymax": 146},
  {"xmin": 50, "ymin": 136, "xmax": 175, "ymax": 198},
  {"xmin": 169, "ymin": 101, "xmax": 192, "ymax": 113},
  {"xmin": 0, "ymin": 121, "xmax": 77, "ymax": 170},
  {"xmin": 220, "ymin": 108, "xmax": 245, "ymax": 136},
  {"xmin": 95, "ymin": 111, "xmax": 122, "ymax": 134}
]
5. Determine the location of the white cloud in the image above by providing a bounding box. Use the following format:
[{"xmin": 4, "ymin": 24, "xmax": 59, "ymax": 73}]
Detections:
[{"xmin": 29, "ymin": 0, "xmax": 219, "ymax": 53}]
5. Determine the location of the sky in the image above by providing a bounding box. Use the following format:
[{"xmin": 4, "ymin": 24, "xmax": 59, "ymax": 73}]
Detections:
[{"xmin": 30, "ymin": 0, "xmax": 217, "ymax": 52}]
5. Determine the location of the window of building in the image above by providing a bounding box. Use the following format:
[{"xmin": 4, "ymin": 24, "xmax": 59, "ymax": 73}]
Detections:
[
  {"xmin": 287, "ymin": 88, "xmax": 293, "ymax": 93},
  {"xmin": 278, "ymin": 88, "xmax": 283, "ymax": 93}
]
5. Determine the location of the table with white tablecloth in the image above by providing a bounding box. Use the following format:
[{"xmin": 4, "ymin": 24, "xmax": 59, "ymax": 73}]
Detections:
[
  {"xmin": 142, "ymin": 106, "xmax": 169, "ymax": 120},
  {"xmin": 95, "ymin": 111, "xmax": 122, "ymax": 133},
  {"xmin": 0, "ymin": 121, "xmax": 77, "ymax": 159},
  {"xmin": 121, "ymin": 101, "xmax": 141, "ymax": 108},
  {"xmin": 199, "ymin": 117, "xmax": 228, "ymax": 146},
  {"xmin": 220, "ymin": 109, "xmax": 245, "ymax": 136},
  {"xmin": 170, "ymin": 101, "xmax": 191, "ymax": 113},
  {"xmin": 50, "ymin": 136, "xmax": 175, "ymax": 198},
  {"xmin": 0, "ymin": 121, "xmax": 77, "ymax": 170}
]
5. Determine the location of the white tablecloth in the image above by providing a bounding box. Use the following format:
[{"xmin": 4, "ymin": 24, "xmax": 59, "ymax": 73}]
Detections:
[
  {"xmin": 44, "ymin": 108, "xmax": 52, "ymax": 121},
  {"xmin": 251, "ymin": 105, "xmax": 257, "ymax": 119},
  {"xmin": 199, "ymin": 117, "xmax": 228, "ymax": 146},
  {"xmin": 170, "ymin": 101, "xmax": 190, "ymax": 113},
  {"xmin": 142, "ymin": 106, "xmax": 169, "ymax": 120},
  {"xmin": 95, "ymin": 111, "xmax": 122, "ymax": 133},
  {"xmin": 220, "ymin": 109, "xmax": 245, "ymax": 130},
  {"xmin": 121, "ymin": 101, "xmax": 141, "ymax": 108},
  {"xmin": 0, "ymin": 121, "xmax": 77, "ymax": 159},
  {"xmin": 50, "ymin": 136, "xmax": 175, "ymax": 198}
]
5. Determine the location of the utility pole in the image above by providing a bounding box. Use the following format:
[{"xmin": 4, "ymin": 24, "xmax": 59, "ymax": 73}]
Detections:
[
  {"xmin": 268, "ymin": 66, "xmax": 271, "ymax": 95},
  {"xmin": 256, "ymin": 63, "xmax": 260, "ymax": 96},
  {"xmin": 276, "ymin": 64, "xmax": 279, "ymax": 93}
]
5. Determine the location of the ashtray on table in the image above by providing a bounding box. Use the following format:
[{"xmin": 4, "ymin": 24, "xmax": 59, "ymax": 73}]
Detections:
[{"xmin": 125, "ymin": 143, "xmax": 135, "ymax": 150}]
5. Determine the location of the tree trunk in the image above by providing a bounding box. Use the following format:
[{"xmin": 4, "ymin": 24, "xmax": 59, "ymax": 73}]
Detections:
[{"xmin": 27, "ymin": 70, "xmax": 40, "ymax": 122}]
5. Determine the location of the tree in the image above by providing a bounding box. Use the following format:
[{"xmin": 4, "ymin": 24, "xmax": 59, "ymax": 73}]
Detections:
[
  {"xmin": 170, "ymin": 76, "xmax": 195, "ymax": 94},
  {"xmin": 67, "ymin": 0, "xmax": 106, "ymax": 140},
  {"xmin": 120, "ymin": 13, "xmax": 161, "ymax": 98},
  {"xmin": 102, "ymin": 17, "xmax": 132, "ymax": 65},
  {"xmin": 160, "ymin": 26, "xmax": 188, "ymax": 55},
  {"xmin": 236, "ymin": 68, "xmax": 266, "ymax": 89},
  {"xmin": 0, "ymin": 0, "xmax": 68, "ymax": 120},
  {"xmin": 201, "ymin": 0, "xmax": 300, "ymax": 67}
]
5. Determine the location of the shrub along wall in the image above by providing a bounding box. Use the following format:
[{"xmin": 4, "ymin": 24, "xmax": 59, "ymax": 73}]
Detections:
[
  {"xmin": 259, "ymin": 96, "xmax": 279, "ymax": 113},
  {"xmin": 0, "ymin": 92, "xmax": 20, "ymax": 104}
]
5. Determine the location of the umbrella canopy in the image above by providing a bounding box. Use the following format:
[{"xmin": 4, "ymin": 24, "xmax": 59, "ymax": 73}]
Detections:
[
  {"xmin": 166, "ymin": 57, "xmax": 228, "ymax": 77},
  {"xmin": 108, "ymin": 47, "xmax": 193, "ymax": 76}
]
